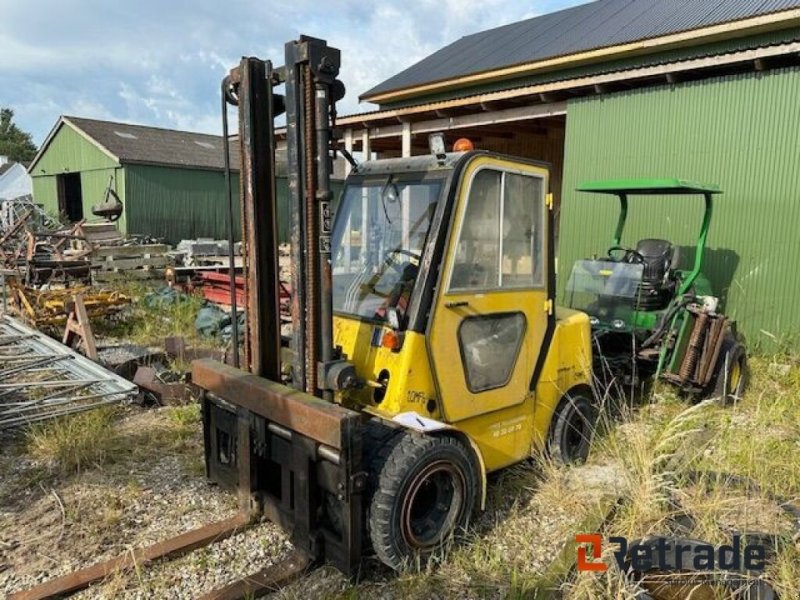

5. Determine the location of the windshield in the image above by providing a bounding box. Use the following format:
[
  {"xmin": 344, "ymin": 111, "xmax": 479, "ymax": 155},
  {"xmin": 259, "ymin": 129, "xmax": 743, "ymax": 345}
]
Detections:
[
  {"xmin": 566, "ymin": 259, "xmax": 644, "ymax": 328},
  {"xmin": 332, "ymin": 178, "xmax": 442, "ymax": 323}
]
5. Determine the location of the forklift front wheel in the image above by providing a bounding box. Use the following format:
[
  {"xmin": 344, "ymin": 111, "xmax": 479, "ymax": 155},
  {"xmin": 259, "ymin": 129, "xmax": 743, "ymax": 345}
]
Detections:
[
  {"xmin": 547, "ymin": 391, "xmax": 595, "ymax": 465},
  {"xmin": 367, "ymin": 432, "xmax": 478, "ymax": 570}
]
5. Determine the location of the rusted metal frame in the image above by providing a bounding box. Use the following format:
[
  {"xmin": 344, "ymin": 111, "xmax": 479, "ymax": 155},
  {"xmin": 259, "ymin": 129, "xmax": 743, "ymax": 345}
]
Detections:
[
  {"xmin": 200, "ymin": 380, "xmax": 363, "ymax": 574},
  {"xmin": 0, "ymin": 207, "xmax": 32, "ymax": 251},
  {"xmin": 221, "ymin": 73, "xmax": 241, "ymax": 369},
  {"xmin": 284, "ymin": 39, "xmax": 308, "ymax": 392},
  {"xmin": 0, "ymin": 355, "xmax": 69, "ymax": 379},
  {"xmin": 238, "ymin": 57, "xmax": 282, "ymax": 381},
  {"xmin": 329, "ymin": 411, "xmax": 365, "ymax": 576},
  {"xmin": 303, "ymin": 61, "xmax": 320, "ymax": 396},
  {"xmin": 9, "ymin": 514, "xmax": 250, "ymax": 600},
  {"xmin": 254, "ymin": 407, "xmax": 363, "ymax": 575},
  {"xmin": 196, "ymin": 550, "xmax": 310, "ymax": 600},
  {"xmin": 699, "ymin": 316, "xmax": 728, "ymax": 386},
  {"xmin": 194, "ymin": 359, "xmax": 355, "ymax": 450},
  {"xmin": 0, "ymin": 315, "xmax": 136, "ymax": 429}
]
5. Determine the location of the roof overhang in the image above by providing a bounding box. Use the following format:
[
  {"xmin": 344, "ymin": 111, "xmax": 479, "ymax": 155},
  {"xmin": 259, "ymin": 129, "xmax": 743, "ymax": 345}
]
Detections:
[
  {"xmin": 320, "ymin": 38, "xmax": 800, "ymax": 137},
  {"xmin": 361, "ymin": 8, "xmax": 800, "ymax": 104}
]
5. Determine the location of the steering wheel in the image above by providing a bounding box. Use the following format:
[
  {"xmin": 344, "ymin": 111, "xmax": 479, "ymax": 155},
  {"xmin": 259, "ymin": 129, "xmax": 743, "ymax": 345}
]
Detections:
[
  {"xmin": 384, "ymin": 248, "xmax": 422, "ymax": 273},
  {"xmin": 608, "ymin": 246, "xmax": 645, "ymax": 264}
]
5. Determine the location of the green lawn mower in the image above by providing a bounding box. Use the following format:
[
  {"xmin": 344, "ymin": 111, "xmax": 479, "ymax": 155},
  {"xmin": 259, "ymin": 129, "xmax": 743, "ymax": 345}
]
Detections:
[{"xmin": 565, "ymin": 179, "xmax": 746, "ymax": 402}]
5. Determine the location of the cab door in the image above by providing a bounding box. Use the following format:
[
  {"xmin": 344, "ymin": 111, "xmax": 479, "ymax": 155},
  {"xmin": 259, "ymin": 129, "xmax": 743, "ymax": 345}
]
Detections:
[{"xmin": 428, "ymin": 156, "xmax": 550, "ymax": 423}]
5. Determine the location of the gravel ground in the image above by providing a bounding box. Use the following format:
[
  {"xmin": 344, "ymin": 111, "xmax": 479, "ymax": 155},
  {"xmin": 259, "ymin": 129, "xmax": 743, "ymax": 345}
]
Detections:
[
  {"xmin": 0, "ymin": 406, "xmax": 626, "ymax": 600},
  {"xmin": 0, "ymin": 408, "xmax": 290, "ymax": 598}
]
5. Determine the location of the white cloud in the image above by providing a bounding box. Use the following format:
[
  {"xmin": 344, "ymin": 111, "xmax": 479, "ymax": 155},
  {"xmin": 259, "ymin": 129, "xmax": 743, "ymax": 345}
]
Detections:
[{"xmin": 0, "ymin": 0, "xmax": 588, "ymax": 143}]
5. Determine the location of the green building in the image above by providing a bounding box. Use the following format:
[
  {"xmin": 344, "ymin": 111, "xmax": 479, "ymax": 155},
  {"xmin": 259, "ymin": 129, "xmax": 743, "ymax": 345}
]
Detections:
[
  {"xmin": 335, "ymin": 0, "xmax": 800, "ymax": 350},
  {"xmin": 28, "ymin": 116, "xmax": 288, "ymax": 245}
]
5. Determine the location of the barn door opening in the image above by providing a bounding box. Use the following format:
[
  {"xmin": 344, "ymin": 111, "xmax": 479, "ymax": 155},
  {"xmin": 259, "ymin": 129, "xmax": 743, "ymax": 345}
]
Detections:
[{"xmin": 57, "ymin": 173, "xmax": 84, "ymax": 222}]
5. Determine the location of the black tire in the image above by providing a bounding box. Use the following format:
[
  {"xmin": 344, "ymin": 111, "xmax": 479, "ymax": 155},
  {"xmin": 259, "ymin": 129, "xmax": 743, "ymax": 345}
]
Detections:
[
  {"xmin": 547, "ymin": 391, "xmax": 595, "ymax": 465},
  {"xmin": 711, "ymin": 336, "xmax": 747, "ymax": 404},
  {"xmin": 365, "ymin": 426, "xmax": 478, "ymax": 570}
]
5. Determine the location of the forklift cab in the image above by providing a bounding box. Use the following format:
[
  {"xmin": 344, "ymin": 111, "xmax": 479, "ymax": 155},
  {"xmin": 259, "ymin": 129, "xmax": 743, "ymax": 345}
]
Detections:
[{"xmin": 330, "ymin": 150, "xmax": 589, "ymax": 458}]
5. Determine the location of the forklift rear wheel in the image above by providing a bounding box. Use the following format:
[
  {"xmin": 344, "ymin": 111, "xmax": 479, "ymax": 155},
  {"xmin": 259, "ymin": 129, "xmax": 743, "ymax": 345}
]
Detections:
[
  {"xmin": 547, "ymin": 391, "xmax": 595, "ymax": 465},
  {"xmin": 713, "ymin": 338, "xmax": 747, "ymax": 404},
  {"xmin": 366, "ymin": 431, "xmax": 478, "ymax": 570}
]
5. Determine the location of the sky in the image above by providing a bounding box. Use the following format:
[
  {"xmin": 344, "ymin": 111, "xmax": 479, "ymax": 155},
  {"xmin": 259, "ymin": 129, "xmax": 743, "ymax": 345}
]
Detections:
[{"xmin": 0, "ymin": 0, "xmax": 586, "ymax": 145}]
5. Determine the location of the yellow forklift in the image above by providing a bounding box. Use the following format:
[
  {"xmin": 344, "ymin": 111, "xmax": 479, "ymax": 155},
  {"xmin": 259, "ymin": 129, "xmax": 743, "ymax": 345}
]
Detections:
[{"xmin": 193, "ymin": 36, "xmax": 593, "ymax": 574}]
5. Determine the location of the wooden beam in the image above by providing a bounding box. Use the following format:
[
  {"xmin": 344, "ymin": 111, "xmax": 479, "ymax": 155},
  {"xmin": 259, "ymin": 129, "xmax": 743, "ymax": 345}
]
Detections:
[
  {"xmin": 401, "ymin": 121, "xmax": 411, "ymax": 157},
  {"xmin": 410, "ymin": 102, "xmax": 566, "ymax": 136}
]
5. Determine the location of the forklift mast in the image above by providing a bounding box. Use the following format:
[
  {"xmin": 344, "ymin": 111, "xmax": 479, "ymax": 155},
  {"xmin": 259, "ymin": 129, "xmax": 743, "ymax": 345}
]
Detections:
[
  {"xmin": 195, "ymin": 36, "xmax": 366, "ymax": 576},
  {"xmin": 231, "ymin": 36, "xmax": 342, "ymax": 393}
]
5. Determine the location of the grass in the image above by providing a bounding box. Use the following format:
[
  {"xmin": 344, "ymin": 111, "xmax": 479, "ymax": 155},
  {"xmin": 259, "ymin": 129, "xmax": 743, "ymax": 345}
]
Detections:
[
  {"xmin": 9, "ymin": 352, "xmax": 800, "ymax": 599},
  {"xmin": 563, "ymin": 355, "xmax": 800, "ymax": 598},
  {"xmin": 26, "ymin": 407, "xmax": 119, "ymax": 475},
  {"xmin": 93, "ymin": 281, "xmax": 216, "ymax": 349},
  {"xmin": 302, "ymin": 353, "xmax": 800, "ymax": 600},
  {"xmin": 23, "ymin": 404, "xmax": 203, "ymax": 476}
]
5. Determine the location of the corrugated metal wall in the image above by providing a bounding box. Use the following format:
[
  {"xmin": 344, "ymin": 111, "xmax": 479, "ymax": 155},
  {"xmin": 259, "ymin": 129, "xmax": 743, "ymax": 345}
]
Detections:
[
  {"xmin": 125, "ymin": 165, "xmax": 317, "ymax": 245},
  {"xmin": 126, "ymin": 165, "xmax": 242, "ymax": 244},
  {"xmin": 559, "ymin": 66, "xmax": 800, "ymax": 351},
  {"xmin": 30, "ymin": 124, "xmax": 127, "ymax": 231}
]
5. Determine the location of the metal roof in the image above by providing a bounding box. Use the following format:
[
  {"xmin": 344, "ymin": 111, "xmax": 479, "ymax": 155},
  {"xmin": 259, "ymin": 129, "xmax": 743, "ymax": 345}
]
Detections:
[
  {"xmin": 63, "ymin": 117, "xmax": 240, "ymax": 171},
  {"xmin": 577, "ymin": 178, "xmax": 723, "ymax": 194},
  {"xmin": 362, "ymin": 0, "xmax": 800, "ymax": 99}
]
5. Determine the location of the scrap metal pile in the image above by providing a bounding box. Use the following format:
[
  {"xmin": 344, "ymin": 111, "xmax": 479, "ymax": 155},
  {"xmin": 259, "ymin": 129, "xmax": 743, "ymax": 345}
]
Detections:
[
  {"xmin": 8, "ymin": 280, "xmax": 129, "ymax": 326},
  {"xmin": 0, "ymin": 314, "xmax": 137, "ymax": 429},
  {"xmin": 0, "ymin": 197, "xmax": 173, "ymax": 287}
]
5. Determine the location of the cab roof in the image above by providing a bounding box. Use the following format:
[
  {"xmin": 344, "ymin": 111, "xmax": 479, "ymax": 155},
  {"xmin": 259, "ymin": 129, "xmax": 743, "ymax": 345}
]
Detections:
[
  {"xmin": 352, "ymin": 152, "xmax": 465, "ymax": 177},
  {"xmin": 577, "ymin": 178, "xmax": 722, "ymax": 195}
]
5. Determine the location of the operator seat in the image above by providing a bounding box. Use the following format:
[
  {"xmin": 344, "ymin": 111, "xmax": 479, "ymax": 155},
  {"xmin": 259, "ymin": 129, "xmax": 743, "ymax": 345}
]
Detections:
[{"xmin": 634, "ymin": 238, "xmax": 679, "ymax": 310}]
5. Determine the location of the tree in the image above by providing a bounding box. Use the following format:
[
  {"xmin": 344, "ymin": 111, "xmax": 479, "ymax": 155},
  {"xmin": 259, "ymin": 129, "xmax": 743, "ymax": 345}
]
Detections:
[{"xmin": 0, "ymin": 108, "xmax": 38, "ymax": 164}]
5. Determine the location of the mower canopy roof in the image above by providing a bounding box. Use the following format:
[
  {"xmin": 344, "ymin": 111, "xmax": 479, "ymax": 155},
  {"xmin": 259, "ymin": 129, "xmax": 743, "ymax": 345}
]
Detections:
[{"xmin": 577, "ymin": 178, "xmax": 722, "ymax": 195}]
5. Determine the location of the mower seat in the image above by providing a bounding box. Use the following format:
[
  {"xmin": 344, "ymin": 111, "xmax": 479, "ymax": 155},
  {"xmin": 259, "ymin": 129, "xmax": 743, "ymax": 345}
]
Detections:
[
  {"xmin": 634, "ymin": 239, "xmax": 679, "ymax": 310},
  {"xmin": 635, "ymin": 238, "xmax": 676, "ymax": 282}
]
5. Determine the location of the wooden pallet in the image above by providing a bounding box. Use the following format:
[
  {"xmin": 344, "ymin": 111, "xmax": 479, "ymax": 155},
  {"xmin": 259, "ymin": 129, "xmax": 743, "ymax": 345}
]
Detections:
[{"xmin": 89, "ymin": 243, "xmax": 172, "ymax": 282}]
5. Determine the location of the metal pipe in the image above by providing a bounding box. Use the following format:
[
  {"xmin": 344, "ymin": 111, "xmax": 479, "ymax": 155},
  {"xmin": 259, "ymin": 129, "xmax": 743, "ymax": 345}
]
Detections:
[
  {"xmin": 613, "ymin": 193, "xmax": 628, "ymax": 247},
  {"xmin": 221, "ymin": 75, "xmax": 240, "ymax": 369},
  {"xmin": 267, "ymin": 421, "xmax": 292, "ymax": 440},
  {"xmin": 317, "ymin": 444, "xmax": 340, "ymax": 466},
  {"xmin": 679, "ymin": 192, "xmax": 713, "ymax": 295}
]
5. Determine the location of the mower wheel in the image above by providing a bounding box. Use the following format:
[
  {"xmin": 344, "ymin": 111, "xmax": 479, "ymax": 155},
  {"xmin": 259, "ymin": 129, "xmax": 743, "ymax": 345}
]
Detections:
[
  {"xmin": 711, "ymin": 336, "xmax": 747, "ymax": 404},
  {"xmin": 547, "ymin": 391, "xmax": 595, "ymax": 465},
  {"xmin": 365, "ymin": 427, "xmax": 478, "ymax": 570}
]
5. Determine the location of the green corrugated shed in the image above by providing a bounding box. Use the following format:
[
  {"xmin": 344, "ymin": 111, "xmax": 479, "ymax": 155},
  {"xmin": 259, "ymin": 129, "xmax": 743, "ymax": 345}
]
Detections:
[
  {"xmin": 27, "ymin": 116, "xmax": 305, "ymax": 245},
  {"xmin": 29, "ymin": 123, "xmax": 129, "ymax": 233},
  {"xmin": 559, "ymin": 66, "xmax": 800, "ymax": 350},
  {"xmin": 125, "ymin": 165, "xmax": 304, "ymax": 243}
]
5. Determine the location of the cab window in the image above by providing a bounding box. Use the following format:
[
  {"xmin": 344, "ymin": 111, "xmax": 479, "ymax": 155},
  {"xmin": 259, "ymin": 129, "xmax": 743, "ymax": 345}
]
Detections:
[{"xmin": 449, "ymin": 168, "xmax": 545, "ymax": 291}]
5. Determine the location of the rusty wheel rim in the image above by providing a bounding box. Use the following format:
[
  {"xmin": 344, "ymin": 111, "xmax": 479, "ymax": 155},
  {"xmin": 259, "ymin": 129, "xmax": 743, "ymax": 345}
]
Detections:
[{"xmin": 401, "ymin": 460, "xmax": 466, "ymax": 550}]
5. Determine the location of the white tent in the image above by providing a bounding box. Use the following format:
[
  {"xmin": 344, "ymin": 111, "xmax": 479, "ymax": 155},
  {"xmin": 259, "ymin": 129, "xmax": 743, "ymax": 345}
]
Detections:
[{"xmin": 0, "ymin": 161, "xmax": 33, "ymax": 200}]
